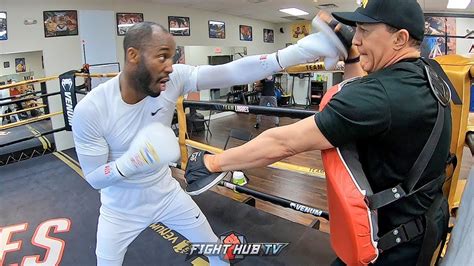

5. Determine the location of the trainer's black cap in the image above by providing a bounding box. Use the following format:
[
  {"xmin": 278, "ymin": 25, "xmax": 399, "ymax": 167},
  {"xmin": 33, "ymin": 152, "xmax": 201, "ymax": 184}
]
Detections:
[{"xmin": 332, "ymin": 0, "xmax": 424, "ymax": 41}]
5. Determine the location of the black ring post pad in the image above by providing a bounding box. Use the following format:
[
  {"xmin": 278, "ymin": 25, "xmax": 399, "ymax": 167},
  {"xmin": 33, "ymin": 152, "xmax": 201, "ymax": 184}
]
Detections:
[{"xmin": 59, "ymin": 71, "xmax": 78, "ymax": 131}]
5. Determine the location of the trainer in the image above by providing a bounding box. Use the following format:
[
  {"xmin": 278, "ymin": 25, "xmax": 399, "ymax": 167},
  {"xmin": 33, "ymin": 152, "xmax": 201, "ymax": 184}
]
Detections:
[{"xmin": 185, "ymin": 0, "xmax": 452, "ymax": 264}]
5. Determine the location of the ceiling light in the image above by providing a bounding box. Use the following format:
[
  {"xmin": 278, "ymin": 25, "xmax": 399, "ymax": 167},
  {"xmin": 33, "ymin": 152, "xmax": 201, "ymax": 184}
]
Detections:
[
  {"xmin": 279, "ymin": 8, "xmax": 309, "ymax": 16},
  {"xmin": 447, "ymin": 0, "xmax": 471, "ymax": 9}
]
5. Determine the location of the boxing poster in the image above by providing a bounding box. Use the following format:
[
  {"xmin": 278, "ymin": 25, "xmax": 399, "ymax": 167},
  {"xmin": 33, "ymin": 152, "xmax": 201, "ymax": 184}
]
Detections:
[
  {"xmin": 209, "ymin": 20, "xmax": 225, "ymax": 39},
  {"xmin": 0, "ymin": 11, "xmax": 7, "ymax": 41},
  {"xmin": 43, "ymin": 10, "xmax": 78, "ymax": 38},
  {"xmin": 15, "ymin": 58, "xmax": 26, "ymax": 73},
  {"xmin": 239, "ymin": 25, "xmax": 252, "ymax": 41},
  {"xmin": 116, "ymin": 13, "xmax": 144, "ymax": 36},
  {"xmin": 422, "ymin": 16, "xmax": 457, "ymax": 59},
  {"xmin": 291, "ymin": 22, "xmax": 311, "ymax": 42},
  {"xmin": 424, "ymin": 16, "xmax": 446, "ymax": 35},
  {"xmin": 168, "ymin": 16, "xmax": 190, "ymax": 36},
  {"xmin": 263, "ymin": 29, "xmax": 274, "ymax": 43},
  {"xmin": 173, "ymin": 46, "xmax": 185, "ymax": 64}
]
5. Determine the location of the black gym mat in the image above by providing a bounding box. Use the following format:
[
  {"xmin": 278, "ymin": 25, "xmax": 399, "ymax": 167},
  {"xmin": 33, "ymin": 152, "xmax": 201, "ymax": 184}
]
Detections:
[
  {"xmin": 0, "ymin": 120, "xmax": 54, "ymax": 163},
  {"xmin": 1, "ymin": 152, "xmax": 335, "ymax": 265},
  {"xmin": 0, "ymin": 119, "xmax": 53, "ymax": 145}
]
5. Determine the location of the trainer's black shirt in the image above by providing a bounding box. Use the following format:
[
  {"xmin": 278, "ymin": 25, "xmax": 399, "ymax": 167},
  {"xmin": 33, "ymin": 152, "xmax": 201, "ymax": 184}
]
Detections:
[{"xmin": 315, "ymin": 58, "xmax": 451, "ymax": 253}]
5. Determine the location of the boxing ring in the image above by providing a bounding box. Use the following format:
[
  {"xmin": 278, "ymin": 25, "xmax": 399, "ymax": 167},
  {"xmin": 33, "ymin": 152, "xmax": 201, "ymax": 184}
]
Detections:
[
  {"xmin": 0, "ymin": 69, "xmax": 103, "ymax": 165},
  {"xmin": 0, "ymin": 77, "xmax": 59, "ymax": 165},
  {"xmin": 1, "ymin": 55, "xmax": 473, "ymax": 265}
]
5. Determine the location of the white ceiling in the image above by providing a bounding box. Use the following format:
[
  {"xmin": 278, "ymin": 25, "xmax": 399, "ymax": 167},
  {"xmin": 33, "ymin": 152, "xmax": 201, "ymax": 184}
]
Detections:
[{"xmin": 150, "ymin": 0, "xmax": 474, "ymax": 23}]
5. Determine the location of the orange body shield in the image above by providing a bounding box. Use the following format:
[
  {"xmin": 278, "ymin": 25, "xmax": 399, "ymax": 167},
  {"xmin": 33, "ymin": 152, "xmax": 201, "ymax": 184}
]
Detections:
[{"xmin": 320, "ymin": 83, "xmax": 379, "ymax": 265}]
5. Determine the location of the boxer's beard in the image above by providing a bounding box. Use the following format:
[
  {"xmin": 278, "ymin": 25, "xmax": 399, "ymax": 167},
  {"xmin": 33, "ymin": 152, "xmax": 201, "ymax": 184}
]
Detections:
[{"xmin": 135, "ymin": 57, "xmax": 160, "ymax": 98}]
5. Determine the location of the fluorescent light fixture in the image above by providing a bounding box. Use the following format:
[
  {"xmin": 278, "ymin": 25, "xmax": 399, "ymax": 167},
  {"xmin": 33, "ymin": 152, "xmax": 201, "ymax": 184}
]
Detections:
[
  {"xmin": 447, "ymin": 0, "xmax": 471, "ymax": 9},
  {"xmin": 279, "ymin": 8, "xmax": 309, "ymax": 16}
]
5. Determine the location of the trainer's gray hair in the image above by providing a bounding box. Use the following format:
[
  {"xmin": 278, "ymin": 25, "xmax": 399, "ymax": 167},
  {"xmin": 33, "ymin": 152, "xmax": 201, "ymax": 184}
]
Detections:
[{"xmin": 123, "ymin": 21, "xmax": 168, "ymax": 57}]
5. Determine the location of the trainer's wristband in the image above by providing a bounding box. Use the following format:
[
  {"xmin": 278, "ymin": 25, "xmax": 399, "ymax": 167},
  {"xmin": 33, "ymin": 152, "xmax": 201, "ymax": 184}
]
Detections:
[{"xmin": 344, "ymin": 56, "xmax": 360, "ymax": 64}]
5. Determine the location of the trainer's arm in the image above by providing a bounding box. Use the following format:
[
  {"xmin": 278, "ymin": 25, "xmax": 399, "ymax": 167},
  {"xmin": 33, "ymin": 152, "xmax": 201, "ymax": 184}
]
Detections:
[{"xmin": 206, "ymin": 116, "xmax": 333, "ymax": 171}]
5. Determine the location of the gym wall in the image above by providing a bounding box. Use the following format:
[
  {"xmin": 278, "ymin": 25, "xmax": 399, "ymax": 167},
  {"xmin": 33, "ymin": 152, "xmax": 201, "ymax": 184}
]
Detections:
[{"xmin": 1, "ymin": 0, "xmax": 289, "ymax": 151}]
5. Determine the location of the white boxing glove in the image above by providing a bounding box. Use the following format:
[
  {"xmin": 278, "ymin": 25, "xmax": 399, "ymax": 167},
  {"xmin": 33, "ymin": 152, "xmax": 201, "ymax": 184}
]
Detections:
[
  {"xmin": 115, "ymin": 123, "xmax": 180, "ymax": 178},
  {"xmin": 277, "ymin": 32, "xmax": 340, "ymax": 70},
  {"xmin": 312, "ymin": 11, "xmax": 355, "ymax": 61},
  {"xmin": 323, "ymin": 56, "xmax": 340, "ymax": 70}
]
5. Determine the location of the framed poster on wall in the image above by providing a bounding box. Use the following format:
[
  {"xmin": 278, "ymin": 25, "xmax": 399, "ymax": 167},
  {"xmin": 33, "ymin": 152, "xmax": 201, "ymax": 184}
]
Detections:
[
  {"xmin": 263, "ymin": 29, "xmax": 274, "ymax": 43},
  {"xmin": 422, "ymin": 14, "xmax": 474, "ymax": 58},
  {"xmin": 173, "ymin": 46, "xmax": 185, "ymax": 64},
  {"xmin": 43, "ymin": 10, "xmax": 78, "ymax": 38},
  {"xmin": 168, "ymin": 16, "xmax": 190, "ymax": 36},
  {"xmin": 15, "ymin": 58, "xmax": 26, "ymax": 73},
  {"xmin": 209, "ymin": 20, "xmax": 225, "ymax": 39},
  {"xmin": 422, "ymin": 15, "xmax": 457, "ymax": 58},
  {"xmin": 239, "ymin": 25, "xmax": 252, "ymax": 41},
  {"xmin": 116, "ymin": 13, "xmax": 144, "ymax": 36},
  {"xmin": 424, "ymin": 16, "xmax": 446, "ymax": 35},
  {"xmin": 291, "ymin": 22, "xmax": 310, "ymax": 42},
  {"xmin": 0, "ymin": 11, "xmax": 7, "ymax": 41}
]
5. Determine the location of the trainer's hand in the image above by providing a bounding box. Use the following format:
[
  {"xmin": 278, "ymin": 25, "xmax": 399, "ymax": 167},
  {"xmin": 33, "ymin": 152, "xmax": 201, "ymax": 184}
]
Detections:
[
  {"xmin": 185, "ymin": 151, "xmax": 215, "ymax": 182},
  {"xmin": 115, "ymin": 123, "xmax": 180, "ymax": 178},
  {"xmin": 185, "ymin": 151, "xmax": 228, "ymax": 195},
  {"xmin": 277, "ymin": 32, "xmax": 339, "ymax": 69}
]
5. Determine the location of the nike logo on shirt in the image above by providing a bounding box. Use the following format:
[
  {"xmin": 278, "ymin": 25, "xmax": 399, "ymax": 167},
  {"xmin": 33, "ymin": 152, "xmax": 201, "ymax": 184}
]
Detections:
[
  {"xmin": 195, "ymin": 213, "xmax": 200, "ymax": 219},
  {"xmin": 151, "ymin": 107, "xmax": 163, "ymax": 116}
]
